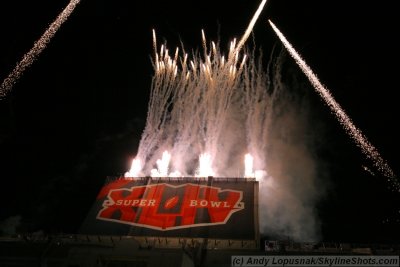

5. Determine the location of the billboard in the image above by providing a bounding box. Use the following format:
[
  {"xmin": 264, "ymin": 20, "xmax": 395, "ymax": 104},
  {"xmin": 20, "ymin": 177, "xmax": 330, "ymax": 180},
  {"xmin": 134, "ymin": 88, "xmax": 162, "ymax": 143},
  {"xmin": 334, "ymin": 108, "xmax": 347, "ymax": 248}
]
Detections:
[{"xmin": 80, "ymin": 177, "xmax": 258, "ymax": 240}]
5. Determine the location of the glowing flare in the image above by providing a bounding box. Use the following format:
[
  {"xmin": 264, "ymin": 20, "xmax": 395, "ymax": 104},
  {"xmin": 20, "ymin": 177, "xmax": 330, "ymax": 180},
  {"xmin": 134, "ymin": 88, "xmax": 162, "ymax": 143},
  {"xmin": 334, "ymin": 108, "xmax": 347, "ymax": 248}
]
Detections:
[
  {"xmin": 150, "ymin": 169, "xmax": 160, "ymax": 177},
  {"xmin": 244, "ymin": 154, "xmax": 254, "ymax": 178},
  {"xmin": 157, "ymin": 151, "xmax": 171, "ymax": 177},
  {"xmin": 197, "ymin": 153, "xmax": 214, "ymax": 177},
  {"xmin": 125, "ymin": 158, "xmax": 142, "ymax": 177},
  {"xmin": 169, "ymin": 171, "xmax": 182, "ymax": 177}
]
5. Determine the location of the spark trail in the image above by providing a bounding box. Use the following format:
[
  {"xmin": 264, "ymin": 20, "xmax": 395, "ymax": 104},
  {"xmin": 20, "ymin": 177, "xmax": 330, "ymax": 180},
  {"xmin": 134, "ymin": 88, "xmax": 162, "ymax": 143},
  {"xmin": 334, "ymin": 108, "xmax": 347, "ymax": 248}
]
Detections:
[
  {"xmin": 0, "ymin": 0, "xmax": 81, "ymax": 99},
  {"xmin": 269, "ymin": 20, "xmax": 398, "ymax": 190},
  {"xmin": 234, "ymin": 0, "xmax": 267, "ymax": 55}
]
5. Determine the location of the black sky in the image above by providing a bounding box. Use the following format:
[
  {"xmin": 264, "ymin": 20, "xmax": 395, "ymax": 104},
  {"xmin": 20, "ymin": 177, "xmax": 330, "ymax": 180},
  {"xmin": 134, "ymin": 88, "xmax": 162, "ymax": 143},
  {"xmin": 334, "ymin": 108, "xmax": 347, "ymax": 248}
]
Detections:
[{"xmin": 0, "ymin": 0, "xmax": 399, "ymax": 243}]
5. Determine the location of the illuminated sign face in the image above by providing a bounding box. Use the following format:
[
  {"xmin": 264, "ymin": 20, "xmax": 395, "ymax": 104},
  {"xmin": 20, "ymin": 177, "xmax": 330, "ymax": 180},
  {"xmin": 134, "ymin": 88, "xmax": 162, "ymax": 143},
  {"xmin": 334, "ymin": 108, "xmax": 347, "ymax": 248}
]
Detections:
[
  {"xmin": 97, "ymin": 183, "xmax": 244, "ymax": 230},
  {"xmin": 80, "ymin": 178, "xmax": 256, "ymax": 239}
]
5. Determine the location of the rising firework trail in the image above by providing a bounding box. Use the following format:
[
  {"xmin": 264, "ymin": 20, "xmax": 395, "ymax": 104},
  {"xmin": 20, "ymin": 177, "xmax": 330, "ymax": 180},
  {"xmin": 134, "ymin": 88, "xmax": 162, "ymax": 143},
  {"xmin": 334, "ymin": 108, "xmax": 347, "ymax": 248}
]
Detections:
[
  {"xmin": 234, "ymin": 0, "xmax": 267, "ymax": 56},
  {"xmin": 268, "ymin": 20, "xmax": 398, "ymax": 190},
  {"xmin": 0, "ymin": 0, "xmax": 81, "ymax": 99}
]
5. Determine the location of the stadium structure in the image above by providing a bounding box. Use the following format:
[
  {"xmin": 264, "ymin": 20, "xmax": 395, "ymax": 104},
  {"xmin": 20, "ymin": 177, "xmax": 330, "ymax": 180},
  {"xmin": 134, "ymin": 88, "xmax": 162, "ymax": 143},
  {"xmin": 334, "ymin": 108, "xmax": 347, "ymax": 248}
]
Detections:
[{"xmin": 0, "ymin": 176, "xmax": 399, "ymax": 267}]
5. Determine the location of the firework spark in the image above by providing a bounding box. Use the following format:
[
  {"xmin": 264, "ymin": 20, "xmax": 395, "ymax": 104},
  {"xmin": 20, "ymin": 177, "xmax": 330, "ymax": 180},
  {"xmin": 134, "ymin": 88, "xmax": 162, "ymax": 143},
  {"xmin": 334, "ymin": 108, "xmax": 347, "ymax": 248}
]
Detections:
[
  {"xmin": 269, "ymin": 20, "xmax": 398, "ymax": 190},
  {"xmin": 0, "ymin": 0, "xmax": 81, "ymax": 99}
]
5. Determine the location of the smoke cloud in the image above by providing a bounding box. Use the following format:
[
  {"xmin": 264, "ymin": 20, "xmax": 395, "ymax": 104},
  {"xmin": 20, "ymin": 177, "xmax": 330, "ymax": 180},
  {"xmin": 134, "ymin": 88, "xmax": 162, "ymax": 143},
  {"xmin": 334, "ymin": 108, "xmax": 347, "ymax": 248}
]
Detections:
[{"xmin": 259, "ymin": 51, "xmax": 323, "ymax": 241}]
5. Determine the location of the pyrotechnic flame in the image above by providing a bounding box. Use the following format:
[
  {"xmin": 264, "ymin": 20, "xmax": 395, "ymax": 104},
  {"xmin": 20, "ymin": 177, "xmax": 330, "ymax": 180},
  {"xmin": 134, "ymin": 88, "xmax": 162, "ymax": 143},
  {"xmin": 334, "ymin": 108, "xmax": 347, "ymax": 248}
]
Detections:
[
  {"xmin": 244, "ymin": 153, "xmax": 254, "ymax": 178},
  {"xmin": 269, "ymin": 19, "xmax": 398, "ymax": 191},
  {"xmin": 197, "ymin": 153, "xmax": 214, "ymax": 177},
  {"xmin": 150, "ymin": 169, "xmax": 160, "ymax": 177},
  {"xmin": 151, "ymin": 151, "xmax": 171, "ymax": 177},
  {"xmin": 125, "ymin": 158, "xmax": 142, "ymax": 177},
  {"xmin": 169, "ymin": 171, "xmax": 182, "ymax": 177},
  {"xmin": 0, "ymin": 0, "xmax": 81, "ymax": 99}
]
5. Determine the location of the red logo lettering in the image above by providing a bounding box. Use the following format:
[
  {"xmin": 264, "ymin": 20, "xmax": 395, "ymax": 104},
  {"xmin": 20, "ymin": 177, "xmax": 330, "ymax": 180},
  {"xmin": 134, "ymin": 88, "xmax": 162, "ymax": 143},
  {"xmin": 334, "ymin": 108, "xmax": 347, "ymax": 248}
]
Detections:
[{"xmin": 97, "ymin": 183, "xmax": 244, "ymax": 230}]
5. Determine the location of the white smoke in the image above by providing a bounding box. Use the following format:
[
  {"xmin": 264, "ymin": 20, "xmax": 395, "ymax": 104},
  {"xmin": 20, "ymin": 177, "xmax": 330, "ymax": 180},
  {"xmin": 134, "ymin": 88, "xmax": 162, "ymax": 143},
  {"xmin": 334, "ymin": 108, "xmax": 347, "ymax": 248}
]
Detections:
[{"xmin": 256, "ymin": 51, "xmax": 323, "ymax": 241}]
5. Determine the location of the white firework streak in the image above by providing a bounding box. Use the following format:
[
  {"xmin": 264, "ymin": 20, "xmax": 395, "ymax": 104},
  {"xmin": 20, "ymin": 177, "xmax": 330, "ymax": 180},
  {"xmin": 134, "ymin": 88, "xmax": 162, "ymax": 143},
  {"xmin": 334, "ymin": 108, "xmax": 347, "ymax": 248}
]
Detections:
[
  {"xmin": 269, "ymin": 20, "xmax": 398, "ymax": 185},
  {"xmin": 234, "ymin": 0, "xmax": 268, "ymax": 55},
  {"xmin": 0, "ymin": 0, "xmax": 81, "ymax": 99}
]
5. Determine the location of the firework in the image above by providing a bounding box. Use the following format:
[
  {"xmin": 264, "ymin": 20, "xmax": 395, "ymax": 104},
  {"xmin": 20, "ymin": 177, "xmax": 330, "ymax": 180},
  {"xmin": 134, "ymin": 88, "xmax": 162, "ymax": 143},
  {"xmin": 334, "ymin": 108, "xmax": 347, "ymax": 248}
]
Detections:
[
  {"xmin": 0, "ymin": 0, "xmax": 81, "ymax": 99},
  {"xmin": 269, "ymin": 19, "xmax": 398, "ymax": 191},
  {"xmin": 127, "ymin": 0, "xmax": 269, "ymax": 177}
]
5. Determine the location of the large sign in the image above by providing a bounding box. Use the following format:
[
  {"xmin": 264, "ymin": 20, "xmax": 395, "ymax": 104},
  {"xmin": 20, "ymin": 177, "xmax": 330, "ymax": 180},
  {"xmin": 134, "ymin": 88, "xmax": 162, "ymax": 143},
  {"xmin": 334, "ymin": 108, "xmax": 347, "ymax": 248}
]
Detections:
[{"xmin": 80, "ymin": 177, "xmax": 258, "ymax": 240}]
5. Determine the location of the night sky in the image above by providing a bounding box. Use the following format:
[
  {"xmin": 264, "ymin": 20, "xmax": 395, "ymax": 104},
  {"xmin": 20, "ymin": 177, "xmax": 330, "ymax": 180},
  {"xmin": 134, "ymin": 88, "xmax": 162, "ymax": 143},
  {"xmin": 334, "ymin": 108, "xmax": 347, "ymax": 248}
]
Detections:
[{"xmin": 0, "ymin": 0, "xmax": 399, "ymax": 243}]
